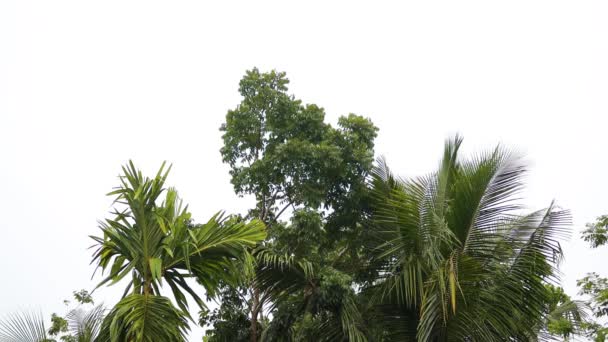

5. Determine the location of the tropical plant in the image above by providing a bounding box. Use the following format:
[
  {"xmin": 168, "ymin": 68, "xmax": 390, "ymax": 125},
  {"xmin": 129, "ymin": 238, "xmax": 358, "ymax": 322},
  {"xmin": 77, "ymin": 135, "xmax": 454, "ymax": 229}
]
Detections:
[
  {"xmin": 582, "ymin": 215, "xmax": 608, "ymax": 248},
  {"xmin": 217, "ymin": 67, "xmax": 377, "ymax": 342},
  {"xmin": 540, "ymin": 284, "xmax": 588, "ymax": 340},
  {"xmin": 90, "ymin": 161, "xmax": 266, "ymax": 341},
  {"xmin": 255, "ymin": 209, "xmax": 367, "ymax": 342},
  {"xmin": 362, "ymin": 136, "xmax": 571, "ymax": 341},
  {"xmin": 63, "ymin": 304, "xmax": 105, "ymax": 342},
  {"xmin": 0, "ymin": 290, "xmax": 105, "ymax": 342},
  {"xmin": 0, "ymin": 312, "xmax": 50, "ymax": 342},
  {"xmin": 199, "ymin": 283, "xmax": 255, "ymax": 342},
  {"xmin": 577, "ymin": 214, "xmax": 608, "ymax": 341}
]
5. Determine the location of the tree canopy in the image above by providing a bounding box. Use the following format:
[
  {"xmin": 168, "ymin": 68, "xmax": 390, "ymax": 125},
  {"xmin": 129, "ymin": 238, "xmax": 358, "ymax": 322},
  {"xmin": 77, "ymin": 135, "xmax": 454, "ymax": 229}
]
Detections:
[
  {"xmin": 90, "ymin": 161, "xmax": 266, "ymax": 341},
  {"xmin": 2, "ymin": 67, "xmax": 595, "ymax": 342},
  {"xmin": 211, "ymin": 68, "xmax": 378, "ymax": 342},
  {"xmin": 204, "ymin": 69, "xmax": 577, "ymax": 342},
  {"xmin": 220, "ymin": 67, "xmax": 377, "ymax": 221}
]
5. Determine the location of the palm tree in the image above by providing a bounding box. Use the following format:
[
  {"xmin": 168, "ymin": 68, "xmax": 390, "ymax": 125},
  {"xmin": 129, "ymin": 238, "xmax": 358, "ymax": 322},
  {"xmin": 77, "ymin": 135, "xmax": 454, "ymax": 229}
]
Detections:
[
  {"xmin": 91, "ymin": 161, "xmax": 266, "ymax": 341},
  {"xmin": 364, "ymin": 136, "xmax": 570, "ymax": 341}
]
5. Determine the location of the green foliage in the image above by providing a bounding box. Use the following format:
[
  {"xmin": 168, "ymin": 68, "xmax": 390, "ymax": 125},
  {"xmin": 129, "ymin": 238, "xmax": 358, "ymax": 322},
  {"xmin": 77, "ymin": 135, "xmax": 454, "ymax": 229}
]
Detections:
[
  {"xmin": 578, "ymin": 273, "xmax": 608, "ymax": 318},
  {"xmin": 72, "ymin": 291, "xmax": 94, "ymax": 305},
  {"xmin": 220, "ymin": 67, "xmax": 377, "ymax": 217},
  {"xmin": 6, "ymin": 68, "xmax": 594, "ymax": 341},
  {"xmin": 199, "ymin": 286, "xmax": 253, "ymax": 342},
  {"xmin": 363, "ymin": 137, "xmax": 570, "ymax": 341},
  {"xmin": 90, "ymin": 161, "xmax": 266, "ymax": 341},
  {"xmin": 582, "ymin": 322, "xmax": 608, "ymax": 342},
  {"xmin": 96, "ymin": 294, "xmax": 187, "ymax": 342},
  {"xmin": 583, "ymin": 215, "xmax": 608, "ymax": 248},
  {"xmin": 214, "ymin": 69, "xmax": 576, "ymax": 341},
  {"xmin": 64, "ymin": 304, "xmax": 105, "ymax": 342},
  {"xmin": 256, "ymin": 210, "xmax": 367, "ymax": 342},
  {"xmin": 212, "ymin": 68, "xmax": 377, "ymax": 342},
  {"xmin": 576, "ymin": 215, "xmax": 608, "ymax": 341},
  {"xmin": 542, "ymin": 284, "xmax": 588, "ymax": 340},
  {"xmin": 48, "ymin": 314, "xmax": 69, "ymax": 337},
  {"xmin": 0, "ymin": 289, "xmax": 104, "ymax": 342}
]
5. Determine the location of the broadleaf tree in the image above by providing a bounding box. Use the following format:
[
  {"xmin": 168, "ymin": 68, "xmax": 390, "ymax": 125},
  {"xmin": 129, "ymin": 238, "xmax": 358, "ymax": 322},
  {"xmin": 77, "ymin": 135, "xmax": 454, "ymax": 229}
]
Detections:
[
  {"xmin": 577, "ymin": 215, "xmax": 608, "ymax": 341},
  {"xmin": 212, "ymin": 67, "xmax": 378, "ymax": 342}
]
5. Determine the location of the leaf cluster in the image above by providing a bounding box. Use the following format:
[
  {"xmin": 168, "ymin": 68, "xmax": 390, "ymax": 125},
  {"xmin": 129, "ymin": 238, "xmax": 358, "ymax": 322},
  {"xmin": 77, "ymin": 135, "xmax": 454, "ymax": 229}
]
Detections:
[
  {"xmin": 90, "ymin": 161, "xmax": 266, "ymax": 341},
  {"xmin": 220, "ymin": 68, "xmax": 377, "ymax": 216}
]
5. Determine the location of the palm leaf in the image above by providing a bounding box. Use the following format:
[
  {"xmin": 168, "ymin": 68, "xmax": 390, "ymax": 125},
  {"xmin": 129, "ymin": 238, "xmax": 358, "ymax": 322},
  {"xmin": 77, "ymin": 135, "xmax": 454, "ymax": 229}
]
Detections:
[
  {"xmin": 66, "ymin": 304, "xmax": 105, "ymax": 342},
  {"xmin": 0, "ymin": 311, "xmax": 48, "ymax": 342},
  {"xmin": 365, "ymin": 136, "xmax": 571, "ymax": 341},
  {"xmin": 97, "ymin": 294, "xmax": 188, "ymax": 342}
]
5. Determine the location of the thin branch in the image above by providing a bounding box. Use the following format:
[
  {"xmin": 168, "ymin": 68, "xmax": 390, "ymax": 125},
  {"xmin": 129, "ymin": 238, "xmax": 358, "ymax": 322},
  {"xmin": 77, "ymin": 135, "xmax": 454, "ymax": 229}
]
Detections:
[{"xmin": 274, "ymin": 200, "xmax": 293, "ymax": 223}]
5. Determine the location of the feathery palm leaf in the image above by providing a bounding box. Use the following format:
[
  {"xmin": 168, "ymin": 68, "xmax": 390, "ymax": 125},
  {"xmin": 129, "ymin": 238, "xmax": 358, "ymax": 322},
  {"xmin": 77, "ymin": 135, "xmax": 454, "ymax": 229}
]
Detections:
[
  {"xmin": 255, "ymin": 247, "xmax": 367, "ymax": 341},
  {"xmin": 365, "ymin": 136, "xmax": 570, "ymax": 341},
  {"xmin": 66, "ymin": 304, "xmax": 105, "ymax": 342},
  {"xmin": 91, "ymin": 161, "xmax": 266, "ymax": 341},
  {"xmin": 95, "ymin": 294, "xmax": 188, "ymax": 342},
  {"xmin": 0, "ymin": 312, "xmax": 49, "ymax": 342}
]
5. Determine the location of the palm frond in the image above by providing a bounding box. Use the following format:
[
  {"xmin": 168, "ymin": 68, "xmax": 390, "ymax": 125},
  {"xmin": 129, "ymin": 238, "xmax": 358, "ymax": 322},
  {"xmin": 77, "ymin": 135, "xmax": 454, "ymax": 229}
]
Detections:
[
  {"xmin": 91, "ymin": 161, "xmax": 267, "ymax": 341},
  {"xmin": 66, "ymin": 304, "xmax": 105, "ymax": 342},
  {"xmin": 0, "ymin": 311, "xmax": 48, "ymax": 342},
  {"xmin": 365, "ymin": 136, "xmax": 572, "ymax": 341},
  {"xmin": 97, "ymin": 294, "xmax": 188, "ymax": 342}
]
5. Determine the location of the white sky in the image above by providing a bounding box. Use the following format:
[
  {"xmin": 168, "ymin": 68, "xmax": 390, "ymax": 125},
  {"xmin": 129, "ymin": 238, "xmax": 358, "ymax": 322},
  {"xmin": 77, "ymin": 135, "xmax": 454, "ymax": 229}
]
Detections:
[{"xmin": 1, "ymin": 1, "xmax": 607, "ymax": 340}]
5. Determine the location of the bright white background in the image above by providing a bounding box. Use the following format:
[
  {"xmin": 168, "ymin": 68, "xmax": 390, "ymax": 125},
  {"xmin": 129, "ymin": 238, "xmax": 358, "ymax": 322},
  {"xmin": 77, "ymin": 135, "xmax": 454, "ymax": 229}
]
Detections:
[{"xmin": 1, "ymin": 1, "xmax": 607, "ymax": 340}]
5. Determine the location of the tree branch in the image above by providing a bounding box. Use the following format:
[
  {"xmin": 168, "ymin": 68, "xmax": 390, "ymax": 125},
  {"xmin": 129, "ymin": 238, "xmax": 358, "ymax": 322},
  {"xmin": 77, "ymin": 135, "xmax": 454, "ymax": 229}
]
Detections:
[{"xmin": 274, "ymin": 200, "xmax": 293, "ymax": 223}]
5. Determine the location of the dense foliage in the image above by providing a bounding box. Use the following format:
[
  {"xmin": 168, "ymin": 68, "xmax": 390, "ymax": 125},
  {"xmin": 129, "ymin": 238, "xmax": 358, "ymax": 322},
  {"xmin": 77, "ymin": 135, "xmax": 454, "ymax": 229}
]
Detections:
[
  {"xmin": 210, "ymin": 67, "xmax": 378, "ymax": 342},
  {"xmin": 362, "ymin": 141, "xmax": 572, "ymax": 340},
  {"xmin": 577, "ymin": 215, "xmax": 608, "ymax": 341},
  {"xmin": 2, "ymin": 68, "xmax": 600, "ymax": 342},
  {"xmin": 204, "ymin": 69, "xmax": 580, "ymax": 342},
  {"xmin": 91, "ymin": 161, "xmax": 266, "ymax": 341},
  {"xmin": 0, "ymin": 290, "xmax": 104, "ymax": 342}
]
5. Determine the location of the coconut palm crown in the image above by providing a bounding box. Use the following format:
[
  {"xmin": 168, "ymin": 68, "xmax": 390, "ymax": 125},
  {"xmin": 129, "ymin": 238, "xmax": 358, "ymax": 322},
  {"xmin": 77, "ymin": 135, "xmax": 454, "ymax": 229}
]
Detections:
[{"xmin": 364, "ymin": 136, "xmax": 570, "ymax": 341}]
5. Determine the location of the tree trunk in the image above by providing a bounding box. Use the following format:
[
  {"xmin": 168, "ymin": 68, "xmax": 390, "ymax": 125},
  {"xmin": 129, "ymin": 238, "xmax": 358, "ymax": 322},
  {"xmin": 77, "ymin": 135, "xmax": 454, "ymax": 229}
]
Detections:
[{"xmin": 250, "ymin": 286, "xmax": 260, "ymax": 342}]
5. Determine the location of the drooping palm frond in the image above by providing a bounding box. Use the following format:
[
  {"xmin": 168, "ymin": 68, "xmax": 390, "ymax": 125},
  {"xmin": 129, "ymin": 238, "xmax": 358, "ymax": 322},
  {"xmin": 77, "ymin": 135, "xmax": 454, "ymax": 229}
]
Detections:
[
  {"xmin": 254, "ymin": 248, "xmax": 313, "ymax": 304},
  {"xmin": 95, "ymin": 294, "xmax": 188, "ymax": 342},
  {"xmin": 441, "ymin": 207, "xmax": 571, "ymax": 341},
  {"xmin": 337, "ymin": 295, "xmax": 367, "ymax": 342},
  {"xmin": 300, "ymin": 294, "xmax": 367, "ymax": 342},
  {"xmin": 253, "ymin": 245, "xmax": 370, "ymax": 341},
  {"xmin": 0, "ymin": 311, "xmax": 48, "ymax": 342}
]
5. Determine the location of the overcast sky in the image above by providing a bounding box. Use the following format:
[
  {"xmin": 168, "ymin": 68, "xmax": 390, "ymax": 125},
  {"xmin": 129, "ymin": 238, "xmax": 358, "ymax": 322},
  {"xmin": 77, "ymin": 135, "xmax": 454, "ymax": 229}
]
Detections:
[{"xmin": 1, "ymin": 1, "xmax": 607, "ymax": 340}]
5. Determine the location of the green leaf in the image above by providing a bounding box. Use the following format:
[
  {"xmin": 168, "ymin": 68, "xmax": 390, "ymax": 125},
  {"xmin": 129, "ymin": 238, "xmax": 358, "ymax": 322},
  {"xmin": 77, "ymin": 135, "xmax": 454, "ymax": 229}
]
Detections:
[{"xmin": 149, "ymin": 258, "xmax": 162, "ymax": 283}]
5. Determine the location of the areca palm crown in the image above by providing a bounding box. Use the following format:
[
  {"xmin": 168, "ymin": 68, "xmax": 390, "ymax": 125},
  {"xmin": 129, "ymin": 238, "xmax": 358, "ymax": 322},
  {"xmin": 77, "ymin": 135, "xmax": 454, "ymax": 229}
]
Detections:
[
  {"xmin": 91, "ymin": 161, "xmax": 266, "ymax": 341},
  {"xmin": 364, "ymin": 136, "xmax": 570, "ymax": 341}
]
